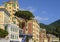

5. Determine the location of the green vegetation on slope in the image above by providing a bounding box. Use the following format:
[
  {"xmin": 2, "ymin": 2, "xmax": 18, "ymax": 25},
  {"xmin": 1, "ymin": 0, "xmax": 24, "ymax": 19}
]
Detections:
[
  {"xmin": 39, "ymin": 19, "xmax": 60, "ymax": 37},
  {"xmin": 0, "ymin": 29, "xmax": 8, "ymax": 38}
]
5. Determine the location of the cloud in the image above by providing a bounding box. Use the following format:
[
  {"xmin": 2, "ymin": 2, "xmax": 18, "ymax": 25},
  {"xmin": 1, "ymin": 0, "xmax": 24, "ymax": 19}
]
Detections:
[
  {"xmin": 20, "ymin": 6, "xmax": 36, "ymax": 12},
  {"xmin": 40, "ymin": 11, "xmax": 47, "ymax": 14},
  {"xmin": 34, "ymin": 16, "xmax": 49, "ymax": 21}
]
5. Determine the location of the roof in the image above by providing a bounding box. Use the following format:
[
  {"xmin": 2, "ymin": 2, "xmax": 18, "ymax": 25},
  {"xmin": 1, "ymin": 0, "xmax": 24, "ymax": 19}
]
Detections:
[
  {"xmin": 4, "ymin": 2, "xmax": 16, "ymax": 4},
  {"xmin": 0, "ymin": 8, "xmax": 10, "ymax": 16},
  {"xmin": 3, "ymin": 0, "xmax": 18, "ymax": 4},
  {"xmin": 47, "ymin": 34, "xmax": 59, "ymax": 38}
]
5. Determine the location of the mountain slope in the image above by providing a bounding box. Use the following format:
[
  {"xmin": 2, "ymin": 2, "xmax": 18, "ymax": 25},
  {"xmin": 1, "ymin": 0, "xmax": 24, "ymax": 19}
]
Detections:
[{"xmin": 39, "ymin": 19, "xmax": 60, "ymax": 36}]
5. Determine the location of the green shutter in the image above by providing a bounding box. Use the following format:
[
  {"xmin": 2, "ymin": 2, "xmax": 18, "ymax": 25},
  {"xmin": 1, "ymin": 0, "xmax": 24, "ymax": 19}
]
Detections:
[
  {"xmin": 4, "ymin": 3, "xmax": 7, "ymax": 7},
  {"xmin": 13, "ymin": 21, "xmax": 16, "ymax": 24},
  {"xmin": 13, "ymin": 4, "xmax": 16, "ymax": 7}
]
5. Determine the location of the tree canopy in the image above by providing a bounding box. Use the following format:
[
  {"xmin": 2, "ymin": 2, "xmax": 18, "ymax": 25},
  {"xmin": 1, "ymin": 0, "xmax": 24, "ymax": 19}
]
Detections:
[
  {"xmin": 14, "ymin": 10, "xmax": 34, "ymax": 20},
  {"xmin": 0, "ymin": 29, "xmax": 8, "ymax": 38},
  {"xmin": 39, "ymin": 19, "xmax": 60, "ymax": 37}
]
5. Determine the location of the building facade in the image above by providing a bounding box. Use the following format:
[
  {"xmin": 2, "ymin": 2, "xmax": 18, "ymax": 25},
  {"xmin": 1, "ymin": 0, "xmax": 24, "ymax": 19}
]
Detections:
[
  {"xmin": 3, "ymin": 0, "xmax": 19, "ymax": 26},
  {"xmin": 0, "ymin": 6, "xmax": 10, "ymax": 30},
  {"xmin": 26, "ymin": 20, "xmax": 40, "ymax": 42},
  {"xmin": 0, "ymin": 0, "xmax": 20, "ymax": 42},
  {"xmin": 4, "ymin": 0, "xmax": 19, "ymax": 15},
  {"xmin": 47, "ymin": 34, "xmax": 59, "ymax": 42},
  {"xmin": 39, "ymin": 28, "xmax": 48, "ymax": 42},
  {"xmin": 7, "ymin": 24, "xmax": 19, "ymax": 42}
]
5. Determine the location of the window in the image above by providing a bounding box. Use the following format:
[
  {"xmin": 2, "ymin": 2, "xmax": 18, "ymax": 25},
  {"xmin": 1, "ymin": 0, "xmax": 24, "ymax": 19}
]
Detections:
[
  {"xmin": 19, "ymin": 30, "xmax": 23, "ymax": 34},
  {"xmin": 9, "ymin": 3, "xmax": 11, "ymax": 6},
  {"xmin": 11, "ymin": 28, "xmax": 14, "ymax": 31},
  {"xmin": 17, "ymin": 8, "xmax": 19, "ymax": 10},
  {"xmin": 17, "ymin": 4, "xmax": 18, "ymax": 6},
  {"xmin": 11, "ymin": 34, "xmax": 14, "ymax": 39},
  {"xmin": 16, "ymin": 35, "xmax": 18, "ymax": 39},
  {"xmin": 9, "ymin": 7, "xmax": 11, "ymax": 9},
  {"xmin": 13, "ymin": 10, "xmax": 16, "ymax": 12},
  {"xmin": 9, "ymin": 11, "xmax": 11, "ymax": 13},
  {"xmin": 11, "ymin": 27, "xmax": 18, "ymax": 32},
  {"xmin": 13, "ymin": 21, "xmax": 16, "ymax": 24},
  {"xmin": 26, "ymin": 28, "xmax": 28, "ymax": 31},
  {"xmin": 11, "ymin": 28, "xmax": 12, "ymax": 31},
  {"xmin": 5, "ymin": 25, "xmax": 8, "ymax": 31},
  {"xmin": 34, "ymin": 40, "xmax": 36, "ymax": 42},
  {"xmin": 36, "ymin": 39, "xmax": 38, "ymax": 41},
  {"xmin": 15, "ymin": 35, "xmax": 16, "ymax": 39},
  {"xmin": 15, "ymin": 28, "xmax": 18, "ymax": 32},
  {"xmin": 11, "ymin": 34, "xmax": 18, "ymax": 39},
  {"xmin": 37, "ymin": 35, "xmax": 39, "ymax": 38}
]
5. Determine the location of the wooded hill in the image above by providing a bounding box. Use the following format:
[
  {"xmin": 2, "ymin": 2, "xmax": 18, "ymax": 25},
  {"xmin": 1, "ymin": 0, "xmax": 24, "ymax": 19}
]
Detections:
[{"xmin": 39, "ymin": 19, "xmax": 60, "ymax": 37}]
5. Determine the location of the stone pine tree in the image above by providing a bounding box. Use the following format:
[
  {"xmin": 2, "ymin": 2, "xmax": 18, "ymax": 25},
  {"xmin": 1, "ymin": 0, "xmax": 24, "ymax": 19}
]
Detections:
[{"xmin": 14, "ymin": 10, "xmax": 34, "ymax": 21}]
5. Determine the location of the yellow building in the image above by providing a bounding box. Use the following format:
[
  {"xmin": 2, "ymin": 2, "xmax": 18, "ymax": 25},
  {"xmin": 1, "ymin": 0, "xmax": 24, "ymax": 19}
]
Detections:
[
  {"xmin": 26, "ymin": 20, "xmax": 40, "ymax": 42},
  {"xmin": 3, "ymin": 0, "xmax": 20, "ymax": 26},
  {"xmin": 0, "ymin": 6, "xmax": 10, "ymax": 30},
  {"xmin": 47, "ymin": 34, "xmax": 59, "ymax": 42},
  {"xmin": 0, "ymin": 1, "xmax": 20, "ymax": 41},
  {"xmin": 40, "ymin": 28, "xmax": 48, "ymax": 42},
  {"xmin": 4, "ymin": 0, "xmax": 19, "ymax": 15},
  {"xmin": 12, "ymin": 16, "xmax": 20, "ymax": 26}
]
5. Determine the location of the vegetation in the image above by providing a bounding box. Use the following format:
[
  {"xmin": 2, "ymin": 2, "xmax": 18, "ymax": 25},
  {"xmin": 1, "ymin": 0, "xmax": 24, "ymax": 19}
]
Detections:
[
  {"xmin": 14, "ymin": 10, "xmax": 34, "ymax": 20},
  {"xmin": 14, "ymin": 10, "xmax": 34, "ymax": 28},
  {"xmin": 0, "ymin": 29, "xmax": 8, "ymax": 38},
  {"xmin": 39, "ymin": 19, "xmax": 60, "ymax": 37}
]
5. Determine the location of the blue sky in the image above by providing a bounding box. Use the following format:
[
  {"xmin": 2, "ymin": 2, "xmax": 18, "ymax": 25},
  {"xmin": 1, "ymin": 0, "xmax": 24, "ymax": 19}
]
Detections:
[{"xmin": 0, "ymin": 0, "xmax": 60, "ymax": 24}]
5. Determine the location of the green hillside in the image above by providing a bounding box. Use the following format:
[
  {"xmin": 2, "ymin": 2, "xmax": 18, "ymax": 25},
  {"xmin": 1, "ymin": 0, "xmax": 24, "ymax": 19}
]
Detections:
[{"xmin": 39, "ymin": 19, "xmax": 60, "ymax": 37}]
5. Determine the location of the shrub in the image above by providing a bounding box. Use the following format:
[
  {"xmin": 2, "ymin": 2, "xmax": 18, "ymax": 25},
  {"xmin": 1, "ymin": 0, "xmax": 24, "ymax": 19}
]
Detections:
[{"xmin": 0, "ymin": 29, "xmax": 8, "ymax": 38}]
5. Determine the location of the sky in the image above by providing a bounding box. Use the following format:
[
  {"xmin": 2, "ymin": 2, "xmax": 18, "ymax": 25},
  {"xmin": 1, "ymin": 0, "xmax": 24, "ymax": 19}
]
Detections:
[{"xmin": 0, "ymin": 0, "xmax": 60, "ymax": 24}]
